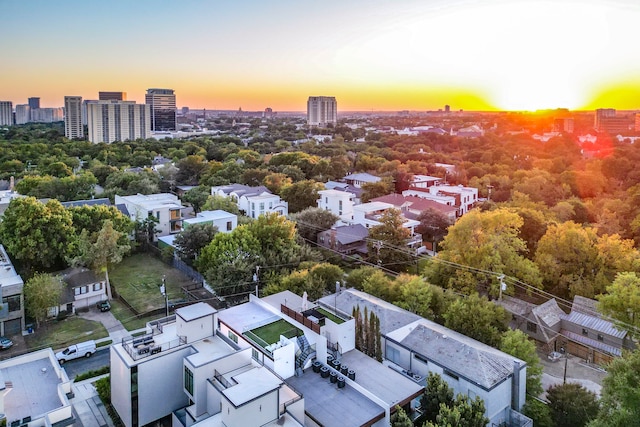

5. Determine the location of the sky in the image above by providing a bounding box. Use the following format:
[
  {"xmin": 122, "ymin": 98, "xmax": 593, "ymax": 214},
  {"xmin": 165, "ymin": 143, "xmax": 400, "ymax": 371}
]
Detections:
[{"xmin": 2, "ymin": 0, "xmax": 640, "ymax": 112}]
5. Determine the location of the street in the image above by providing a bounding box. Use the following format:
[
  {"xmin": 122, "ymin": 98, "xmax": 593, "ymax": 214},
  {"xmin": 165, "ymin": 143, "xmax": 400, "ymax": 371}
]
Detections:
[{"xmin": 60, "ymin": 346, "xmax": 110, "ymax": 379}]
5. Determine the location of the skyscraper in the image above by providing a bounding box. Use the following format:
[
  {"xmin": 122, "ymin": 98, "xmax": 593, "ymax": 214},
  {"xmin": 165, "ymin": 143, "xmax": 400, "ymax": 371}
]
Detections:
[
  {"xmin": 86, "ymin": 100, "xmax": 150, "ymax": 143},
  {"xmin": 64, "ymin": 96, "xmax": 84, "ymax": 139},
  {"xmin": 28, "ymin": 97, "xmax": 40, "ymax": 110},
  {"xmin": 145, "ymin": 88, "xmax": 176, "ymax": 131},
  {"xmin": 0, "ymin": 101, "xmax": 13, "ymax": 126},
  {"xmin": 307, "ymin": 96, "xmax": 337, "ymax": 127},
  {"xmin": 15, "ymin": 105, "xmax": 30, "ymax": 124},
  {"xmin": 99, "ymin": 92, "xmax": 127, "ymax": 101}
]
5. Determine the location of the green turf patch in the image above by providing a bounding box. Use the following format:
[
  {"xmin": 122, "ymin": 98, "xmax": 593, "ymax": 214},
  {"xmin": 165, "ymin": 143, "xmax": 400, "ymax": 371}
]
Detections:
[
  {"xmin": 245, "ymin": 319, "xmax": 301, "ymax": 349},
  {"xmin": 317, "ymin": 307, "xmax": 346, "ymax": 324}
]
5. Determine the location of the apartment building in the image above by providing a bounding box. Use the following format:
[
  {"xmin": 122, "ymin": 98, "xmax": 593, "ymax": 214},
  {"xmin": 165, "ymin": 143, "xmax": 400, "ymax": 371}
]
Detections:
[
  {"xmin": 64, "ymin": 96, "xmax": 84, "ymax": 139},
  {"xmin": 146, "ymin": 88, "xmax": 177, "ymax": 131},
  {"xmin": 86, "ymin": 100, "xmax": 151, "ymax": 143},
  {"xmin": 0, "ymin": 101, "xmax": 13, "ymax": 126},
  {"xmin": 307, "ymin": 96, "xmax": 337, "ymax": 127}
]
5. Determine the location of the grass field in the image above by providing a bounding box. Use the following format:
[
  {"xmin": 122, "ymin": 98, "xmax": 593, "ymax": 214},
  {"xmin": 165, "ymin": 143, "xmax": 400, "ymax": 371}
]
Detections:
[
  {"xmin": 109, "ymin": 299, "xmax": 165, "ymax": 332},
  {"xmin": 25, "ymin": 317, "xmax": 108, "ymax": 351},
  {"xmin": 245, "ymin": 319, "xmax": 301, "ymax": 349},
  {"xmin": 109, "ymin": 253, "xmax": 194, "ymax": 313},
  {"xmin": 317, "ymin": 307, "xmax": 346, "ymax": 324}
]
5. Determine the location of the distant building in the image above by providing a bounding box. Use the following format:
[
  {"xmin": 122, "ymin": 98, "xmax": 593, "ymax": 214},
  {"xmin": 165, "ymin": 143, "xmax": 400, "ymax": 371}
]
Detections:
[
  {"xmin": 341, "ymin": 172, "xmax": 381, "ymax": 188},
  {"xmin": 263, "ymin": 107, "xmax": 274, "ymax": 118},
  {"xmin": 30, "ymin": 107, "xmax": 64, "ymax": 123},
  {"xmin": 444, "ymin": 104, "xmax": 450, "ymax": 113},
  {"xmin": 99, "ymin": 91, "xmax": 127, "ymax": 101},
  {"xmin": 594, "ymin": 108, "xmax": 632, "ymax": 133},
  {"xmin": 86, "ymin": 100, "xmax": 150, "ymax": 143},
  {"xmin": 14, "ymin": 104, "xmax": 30, "ymax": 124},
  {"xmin": 553, "ymin": 117, "xmax": 574, "ymax": 133},
  {"xmin": 64, "ymin": 96, "xmax": 84, "ymax": 139},
  {"xmin": 636, "ymin": 113, "xmax": 640, "ymax": 132},
  {"xmin": 27, "ymin": 97, "xmax": 40, "ymax": 110},
  {"xmin": 0, "ymin": 101, "xmax": 12, "ymax": 126},
  {"xmin": 307, "ymin": 96, "xmax": 337, "ymax": 126},
  {"xmin": 145, "ymin": 88, "xmax": 176, "ymax": 131}
]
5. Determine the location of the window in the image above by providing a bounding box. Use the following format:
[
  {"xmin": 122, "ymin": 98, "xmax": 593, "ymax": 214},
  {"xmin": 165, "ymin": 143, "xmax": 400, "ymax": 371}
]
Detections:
[
  {"xmin": 226, "ymin": 221, "xmax": 232, "ymax": 231},
  {"xmin": 228, "ymin": 331, "xmax": 238, "ymax": 343},
  {"xmin": 252, "ymin": 348, "xmax": 260, "ymax": 361},
  {"xmin": 156, "ymin": 211, "xmax": 160, "ymax": 220},
  {"xmin": 444, "ymin": 369, "xmax": 459, "ymax": 381},
  {"xmin": 74, "ymin": 286, "xmax": 89, "ymax": 296},
  {"xmin": 414, "ymin": 353, "xmax": 429, "ymax": 365},
  {"xmin": 269, "ymin": 202, "xmax": 273, "ymax": 209},
  {"xmin": 3, "ymin": 295, "xmax": 20, "ymax": 312},
  {"xmin": 339, "ymin": 200, "xmax": 343, "ymax": 210},
  {"xmin": 597, "ymin": 334, "xmax": 604, "ymax": 341},
  {"xmin": 319, "ymin": 235, "xmax": 325, "ymax": 243},
  {"xmin": 526, "ymin": 322, "xmax": 537, "ymax": 333},
  {"xmin": 184, "ymin": 367, "xmax": 194, "ymax": 395},
  {"xmin": 259, "ymin": 202, "xmax": 264, "ymax": 211},
  {"xmin": 582, "ymin": 328, "xmax": 589, "ymax": 336},
  {"xmin": 251, "ymin": 202, "xmax": 255, "ymax": 210},
  {"xmin": 93, "ymin": 282, "xmax": 103, "ymax": 292},
  {"xmin": 386, "ymin": 346, "xmax": 400, "ymax": 364}
]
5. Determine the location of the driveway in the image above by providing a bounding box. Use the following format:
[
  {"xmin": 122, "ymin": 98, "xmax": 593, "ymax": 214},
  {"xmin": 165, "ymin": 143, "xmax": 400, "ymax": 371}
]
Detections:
[
  {"xmin": 79, "ymin": 308, "xmax": 130, "ymax": 343},
  {"xmin": 537, "ymin": 348, "xmax": 606, "ymax": 398}
]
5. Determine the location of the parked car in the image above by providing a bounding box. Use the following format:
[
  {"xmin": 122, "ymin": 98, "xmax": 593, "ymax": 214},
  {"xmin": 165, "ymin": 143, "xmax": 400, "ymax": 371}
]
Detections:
[
  {"xmin": 96, "ymin": 300, "xmax": 111, "ymax": 312},
  {"xmin": 55, "ymin": 340, "xmax": 97, "ymax": 364},
  {"xmin": 0, "ymin": 337, "xmax": 13, "ymax": 350}
]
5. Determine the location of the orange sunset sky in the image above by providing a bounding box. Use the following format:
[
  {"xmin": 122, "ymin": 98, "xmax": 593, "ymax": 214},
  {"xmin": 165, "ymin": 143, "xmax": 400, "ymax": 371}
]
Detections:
[{"xmin": 2, "ymin": 0, "xmax": 640, "ymax": 112}]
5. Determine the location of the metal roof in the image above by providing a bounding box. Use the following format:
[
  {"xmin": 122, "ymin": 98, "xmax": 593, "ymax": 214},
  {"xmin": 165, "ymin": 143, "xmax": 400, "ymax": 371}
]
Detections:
[
  {"xmin": 561, "ymin": 329, "xmax": 622, "ymax": 357},
  {"xmin": 561, "ymin": 311, "xmax": 627, "ymax": 339}
]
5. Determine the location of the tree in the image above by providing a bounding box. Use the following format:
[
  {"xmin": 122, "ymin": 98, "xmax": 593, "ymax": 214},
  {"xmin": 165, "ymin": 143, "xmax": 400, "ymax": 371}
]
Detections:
[
  {"xmin": 590, "ymin": 350, "xmax": 640, "ymax": 427},
  {"xmin": 134, "ymin": 215, "xmax": 160, "ymax": 245},
  {"xmin": 443, "ymin": 293, "xmax": 510, "ymax": 347},
  {"xmin": 393, "ymin": 274, "xmax": 436, "ymax": 319},
  {"xmin": 546, "ymin": 383, "xmax": 599, "ymax": 427},
  {"xmin": 391, "ymin": 406, "xmax": 412, "ymax": 427},
  {"xmin": 522, "ymin": 398, "xmax": 553, "ymax": 427},
  {"xmin": 367, "ymin": 208, "xmax": 413, "ymax": 272},
  {"xmin": 289, "ymin": 207, "xmax": 338, "ymax": 242},
  {"xmin": 360, "ymin": 178, "xmax": 394, "ymax": 203},
  {"xmin": 416, "ymin": 208, "xmax": 453, "ymax": 252},
  {"xmin": 202, "ymin": 194, "xmax": 240, "ymax": 215},
  {"xmin": 597, "ymin": 272, "xmax": 640, "ymax": 339},
  {"xmin": 421, "ymin": 372, "xmax": 455, "ymax": 423},
  {"xmin": 175, "ymin": 155, "xmax": 210, "ymax": 185},
  {"xmin": 174, "ymin": 223, "xmax": 219, "ymax": 262},
  {"xmin": 425, "ymin": 394, "xmax": 489, "ymax": 427},
  {"xmin": 182, "ymin": 186, "xmax": 211, "ymax": 214},
  {"xmin": 431, "ymin": 208, "xmax": 541, "ymax": 296},
  {"xmin": 280, "ymin": 180, "xmax": 324, "ymax": 213},
  {"xmin": 499, "ymin": 329, "xmax": 543, "ymax": 396},
  {"xmin": 362, "ymin": 269, "xmax": 399, "ymax": 302},
  {"xmin": 24, "ymin": 273, "xmax": 63, "ymax": 327},
  {"xmin": 79, "ymin": 220, "xmax": 130, "ymax": 300},
  {"xmin": 69, "ymin": 204, "xmax": 133, "ymax": 239},
  {"xmin": 307, "ymin": 262, "xmax": 344, "ymax": 293},
  {"xmin": 0, "ymin": 197, "xmax": 75, "ymax": 272},
  {"xmin": 345, "ymin": 266, "xmax": 379, "ymax": 290}
]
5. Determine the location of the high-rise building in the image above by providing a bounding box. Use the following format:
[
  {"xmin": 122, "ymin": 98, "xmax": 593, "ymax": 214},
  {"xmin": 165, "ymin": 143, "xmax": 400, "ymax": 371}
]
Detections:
[
  {"xmin": 30, "ymin": 108, "xmax": 64, "ymax": 123},
  {"xmin": 553, "ymin": 117, "xmax": 575, "ymax": 133},
  {"xmin": 64, "ymin": 96, "xmax": 84, "ymax": 139},
  {"xmin": 15, "ymin": 105, "xmax": 30, "ymax": 124},
  {"xmin": 307, "ymin": 96, "xmax": 337, "ymax": 126},
  {"xmin": 99, "ymin": 91, "xmax": 127, "ymax": 101},
  {"xmin": 145, "ymin": 88, "xmax": 176, "ymax": 131},
  {"xmin": 28, "ymin": 97, "xmax": 40, "ymax": 110},
  {"xmin": 635, "ymin": 113, "xmax": 640, "ymax": 132},
  {"xmin": 594, "ymin": 108, "xmax": 632, "ymax": 133},
  {"xmin": 0, "ymin": 102, "xmax": 13, "ymax": 126},
  {"xmin": 444, "ymin": 104, "xmax": 451, "ymax": 113},
  {"xmin": 86, "ymin": 100, "xmax": 150, "ymax": 143}
]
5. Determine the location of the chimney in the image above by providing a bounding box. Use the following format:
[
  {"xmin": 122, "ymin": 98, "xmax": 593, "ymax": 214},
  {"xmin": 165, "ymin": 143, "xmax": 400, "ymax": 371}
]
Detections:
[
  {"xmin": 9, "ymin": 176, "xmax": 14, "ymax": 191},
  {"xmin": 512, "ymin": 360, "xmax": 523, "ymax": 410}
]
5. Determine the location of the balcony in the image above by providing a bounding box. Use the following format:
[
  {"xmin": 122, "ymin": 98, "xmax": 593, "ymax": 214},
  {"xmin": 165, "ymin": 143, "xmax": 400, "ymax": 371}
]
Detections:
[{"xmin": 121, "ymin": 332, "xmax": 186, "ymax": 361}]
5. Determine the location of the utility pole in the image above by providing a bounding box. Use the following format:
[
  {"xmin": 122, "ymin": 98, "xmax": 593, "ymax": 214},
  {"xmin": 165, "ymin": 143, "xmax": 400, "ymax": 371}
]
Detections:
[
  {"xmin": 498, "ymin": 274, "xmax": 506, "ymax": 301},
  {"xmin": 253, "ymin": 266, "xmax": 260, "ymax": 297},
  {"xmin": 487, "ymin": 184, "xmax": 494, "ymax": 202}
]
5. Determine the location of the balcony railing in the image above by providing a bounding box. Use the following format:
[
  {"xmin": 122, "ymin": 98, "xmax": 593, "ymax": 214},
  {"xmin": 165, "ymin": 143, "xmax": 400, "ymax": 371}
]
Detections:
[{"xmin": 121, "ymin": 333, "xmax": 186, "ymax": 361}]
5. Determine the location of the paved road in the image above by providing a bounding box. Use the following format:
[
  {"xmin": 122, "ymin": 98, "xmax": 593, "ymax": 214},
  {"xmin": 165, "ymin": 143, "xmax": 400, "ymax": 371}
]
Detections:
[{"xmin": 61, "ymin": 347, "xmax": 110, "ymax": 379}]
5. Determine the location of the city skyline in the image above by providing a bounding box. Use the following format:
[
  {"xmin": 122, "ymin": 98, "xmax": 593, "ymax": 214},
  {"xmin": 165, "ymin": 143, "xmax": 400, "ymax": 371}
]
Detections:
[{"xmin": 2, "ymin": 0, "xmax": 640, "ymax": 112}]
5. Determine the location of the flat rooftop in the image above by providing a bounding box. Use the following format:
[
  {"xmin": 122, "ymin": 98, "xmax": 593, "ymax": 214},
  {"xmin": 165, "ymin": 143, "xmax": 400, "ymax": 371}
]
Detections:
[
  {"xmin": 185, "ymin": 335, "xmax": 237, "ymax": 368},
  {"xmin": 2, "ymin": 357, "xmax": 64, "ymax": 421},
  {"xmin": 221, "ymin": 366, "xmax": 282, "ymax": 407},
  {"xmin": 217, "ymin": 300, "xmax": 280, "ymax": 334},
  {"xmin": 286, "ymin": 368, "xmax": 385, "ymax": 427},
  {"xmin": 340, "ymin": 350, "xmax": 423, "ymax": 408}
]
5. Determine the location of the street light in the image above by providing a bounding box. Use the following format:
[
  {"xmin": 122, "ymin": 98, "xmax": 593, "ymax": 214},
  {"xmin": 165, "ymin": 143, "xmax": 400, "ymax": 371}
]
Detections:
[{"xmin": 160, "ymin": 275, "xmax": 168, "ymax": 317}]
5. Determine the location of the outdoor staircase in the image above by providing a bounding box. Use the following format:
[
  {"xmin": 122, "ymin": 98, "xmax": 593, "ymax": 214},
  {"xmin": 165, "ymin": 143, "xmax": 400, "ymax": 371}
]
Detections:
[{"xmin": 295, "ymin": 335, "xmax": 315, "ymax": 376}]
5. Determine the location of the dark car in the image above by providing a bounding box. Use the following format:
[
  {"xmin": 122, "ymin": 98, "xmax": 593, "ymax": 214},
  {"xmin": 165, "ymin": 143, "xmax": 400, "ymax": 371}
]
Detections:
[
  {"xmin": 0, "ymin": 337, "xmax": 13, "ymax": 350},
  {"xmin": 96, "ymin": 300, "xmax": 111, "ymax": 312}
]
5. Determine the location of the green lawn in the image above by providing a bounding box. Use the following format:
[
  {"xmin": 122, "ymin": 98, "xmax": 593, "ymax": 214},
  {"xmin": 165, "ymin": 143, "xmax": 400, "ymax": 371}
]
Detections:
[
  {"xmin": 109, "ymin": 253, "xmax": 193, "ymax": 313},
  {"xmin": 317, "ymin": 307, "xmax": 346, "ymax": 324},
  {"xmin": 109, "ymin": 299, "xmax": 165, "ymax": 332},
  {"xmin": 245, "ymin": 319, "xmax": 301, "ymax": 349},
  {"xmin": 25, "ymin": 317, "xmax": 108, "ymax": 351}
]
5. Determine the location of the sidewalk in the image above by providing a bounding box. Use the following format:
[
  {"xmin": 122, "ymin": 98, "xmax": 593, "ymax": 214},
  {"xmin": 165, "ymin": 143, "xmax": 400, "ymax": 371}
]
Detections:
[{"xmin": 71, "ymin": 375, "xmax": 113, "ymax": 427}]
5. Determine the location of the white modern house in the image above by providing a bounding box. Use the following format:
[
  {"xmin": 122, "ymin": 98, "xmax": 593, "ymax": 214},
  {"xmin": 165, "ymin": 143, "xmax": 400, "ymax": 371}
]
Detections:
[
  {"xmin": 317, "ymin": 189, "xmax": 355, "ymax": 225},
  {"xmin": 403, "ymin": 183, "xmax": 478, "ymax": 216},
  {"xmin": 211, "ymin": 184, "xmax": 288, "ymax": 218},
  {"xmin": 0, "ymin": 349, "xmax": 75, "ymax": 427},
  {"xmin": 342, "ymin": 173, "xmax": 381, "ymax": 188},
  {"xmin": 183, "ymin": 210, "xmax": 237, "ymax": 233},
  {"xmin": 110, "ymin": 292, "xmax": 423, "ymax": 427},
  {"xmin": 318, "ymin": 289, "xmax": 531, "ymax": 427},
  {"xmin": 115, "ymin": 193, "xmax": 184, "ymax": 238},
  {"xmin": 0, "ymin": 245, "xmax": 24, "ymax": 336}
]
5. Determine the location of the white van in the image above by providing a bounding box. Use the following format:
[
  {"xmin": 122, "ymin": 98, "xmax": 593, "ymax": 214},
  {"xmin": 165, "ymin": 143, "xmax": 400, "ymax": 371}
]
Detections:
[{"xmin": 56, "ymin": 340, "xmax": 97, "ymax": 364}]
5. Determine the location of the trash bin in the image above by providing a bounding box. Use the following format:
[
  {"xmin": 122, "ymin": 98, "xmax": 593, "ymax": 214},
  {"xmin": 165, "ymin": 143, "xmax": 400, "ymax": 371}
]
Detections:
[{"xmin": 26, "ymin": 324, "xmax": 33, "ymax": 334}]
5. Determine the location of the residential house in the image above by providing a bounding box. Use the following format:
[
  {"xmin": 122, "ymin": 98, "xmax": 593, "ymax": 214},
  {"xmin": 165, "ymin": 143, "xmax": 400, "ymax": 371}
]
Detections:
[
  {"xmin": 317, "ymin": 189, "xmax": 355, "ymax": 224},
  {"xmin": 370, "ymin": 194, "xmax": 458, "ymax": 222},
  {"xmin": 211, "ymin": 184, "xmax": 288, "ymax": 218},
  {"xmin": 0, "ymin": 245, "xmax": 24, "ymax": 336},
  {"xmin": 115, "ymin": 193, "xmax": 184, "ymax": 238},
  {"xmin": 324, "ymin": 181, "xmax": 362, "ymax": 204},
  {"xmin": 317, "ymin": 224, "xmax": 369, "ymax": 256},
  {"xmin": 403, "ymin": 183, "xmax": 478, "ymax": 216},
  {"xmin": 158, "ymin": 210, "xmax": 237, "ymax": 252},
  {"xmin": 53, "ymin": 268, "xmax": 107, "ymax": 316},
  {"xmin": 411, "ymin": 175, "xmax": 442, "ymax": 188},
  {"xmin": 0, "ymin": 349, "xmax": 75, "ymax": 427},
  {"xmin": 341, "ymin": 173, "xmax": 381, "ymax": 188},
  {"xmin": 497, "ymin": 296, "xmax": 564, "ymax": 348},
  {"xmin": 110, "ymin": 291, "xmax": 423, "ymax": 427},
  {"xmin": 351, "ymin": 202, "xmax": 423, "ymax": 253},
  {"xmin": 318, "ymin": 289, "xmax": 531, "ymax": 427}
]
